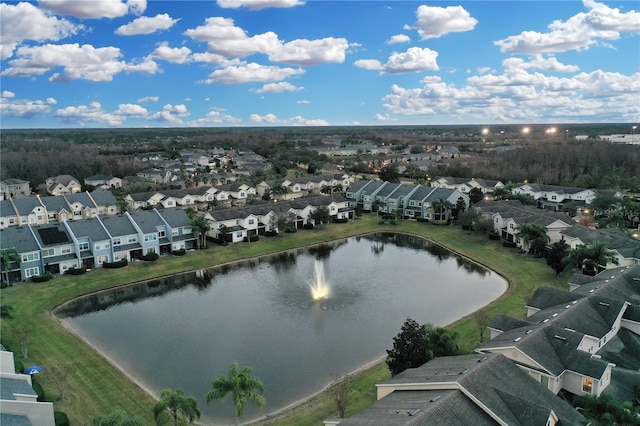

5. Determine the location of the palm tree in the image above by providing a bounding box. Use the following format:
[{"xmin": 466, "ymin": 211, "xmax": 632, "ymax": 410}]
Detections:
[
  {"xmin": 371, "ymin": 199, "xmax": 384, "ymax": 217},
  {"xmin": 516, "ymin": 223, "xmax": 549, "ymax": 254},
  {"xmin": 189, "ymin": 214, "xmax": 210, "ymax": 249},
  {"xmin": 431, "ymin": 197, "xmax": 453, "ymax": 222},
  {"xmin": 205, "ymin": 362, "xmax": 265, "ymax": 426},
  {"xmin": 153, "ymin": 388, "xmax": 200, "ymax": 426},
  {"xmin": 584, "ymin": 240, "xmax": 619, "ymax": 275}
]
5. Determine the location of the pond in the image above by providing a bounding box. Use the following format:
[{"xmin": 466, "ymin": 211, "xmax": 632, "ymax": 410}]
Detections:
[{"xmin": 56, "ymin": 233, "xmax": 507, "ymax": 424}]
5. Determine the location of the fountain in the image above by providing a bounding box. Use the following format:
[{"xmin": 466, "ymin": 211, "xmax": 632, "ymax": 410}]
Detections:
[{"xmin": 309, "ymin": 260, "xmax": 331, "ymax": 300}]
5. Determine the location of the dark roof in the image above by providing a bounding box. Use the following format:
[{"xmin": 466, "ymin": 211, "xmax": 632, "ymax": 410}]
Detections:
[
  {"xmin": 370, "ymin": 353, "xmax": 584, "ymax": 426},
  {"xmin": 8, "ymin": 197, "xmax": 43, "ymax": 215},
  {"xmin": 89, "ymin": 189, "xmax": 117, "ymax": 206},
  {"xmin": 64, "ymin": 218, "xmax": 110, "ymax": 242},
  {"xmin": 526, "ymin": 287, "xmax": 585, "ymax": 311},
  {"xmin": 99, "ymin": 215, "xmax": 137, "ymax": 237},
  {"xmin": 0, "ymin": 377, "xmax": 37, "ymax": 400},
  {"xmin": 596, "ymin": 328, "xmax": 640, "ymax": 370},
  {"xmin": 0, "ymin": 226, "xmax": 40, "ymax": 252}
]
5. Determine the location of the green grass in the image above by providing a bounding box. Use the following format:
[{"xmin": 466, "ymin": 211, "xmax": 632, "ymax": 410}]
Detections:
[{"xmin": 0, "ymin": 216, "xmax": 570, "ymax": 424}]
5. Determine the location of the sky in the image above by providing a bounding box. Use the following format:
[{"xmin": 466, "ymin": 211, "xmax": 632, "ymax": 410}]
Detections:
[{"xmin": 0, "ymin": 0, "xmax": 639, "ymax": 129}]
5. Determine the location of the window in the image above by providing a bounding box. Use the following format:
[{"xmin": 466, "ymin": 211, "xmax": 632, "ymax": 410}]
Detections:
[
  {"xmin": 158, "ymin": 230, "xmax": 166, "ymax": 238},
  {"xmin": 79, "ymin": 242, "xmax": 89, "ymax": 251},
  {"xmin": 42, "ymin": 248, "xmax": 55, "ymax": 257},
  {"xmin": 37, "ymin": 215, "xmax": 43, "ymax": 221},
  {"xmin": 61, "ymin": 247, "xmax": 71, "ymax": 254},
  {"xmin": 248, "ymin": 219, "xmax": 255, "ymax": 225},
  {"xmin": 236, "ymin": 232, "xmax": 243, "ymax": 238},
  {"xmin": 172, "ymin": 229, "xmax": 179, "ymax": 236},
  {"xmin": 9, "ymin": 218, "xmax": 15, "ymax": 225},
  {"xmin": 22, "ymin": 252, "xmax": 39, "ymax": 262},
  {"xmin": 128, "ymin": 235, "xmax": 137, "ymax": 243},
  {"xmin": 145, "ymin": 234, "xmax": 157, "ymax": 242},
  {"xmin": 74, "ymin": 211, "xmax": 81, "ymax": 216},
  {"xmin": 113, "ymin": 238, "xmax": 121, "ymax": 246},
  {"xmin": 582, "ymin": 378, "xmax": 593, "ymax": 393},
  {"xmin": 25, "ymin": 267, "xmax": 40, "ymax": 278}
]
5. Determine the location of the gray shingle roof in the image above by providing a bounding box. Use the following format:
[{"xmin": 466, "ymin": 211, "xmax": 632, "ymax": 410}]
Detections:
[
  {"xmin": 64, "ymin": 218, "xmax": 110, "ymax": 242},
  {"xmin": 0, "ymin": 226, "xmax": 40, "ymax": 252},
  {"xmin": 99, "ymin": 215, "xmax": 137, "ymax": 237},
  {"xmin": 0, "ymin": 377, "xmax": 37, "ymax": 400}
]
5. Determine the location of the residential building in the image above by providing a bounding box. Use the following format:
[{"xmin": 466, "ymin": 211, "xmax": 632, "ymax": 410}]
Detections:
[
  {"xmin": 45, "ymin": 175, "xmax": 81, "ymax": 196},
  {"xmin": 511, "ymin": 183, "xmax": 597, "ymax": 211},
  {"xmin": 0, "ymin": 178, "xmax": 31, "ymax": 200},
  {"xmin": 0, "ymin": 345, "xmax": 55, "ymax": 425},
  {"xmin": 84, "ymin": 174, "xmax": 123, "ymax": 189}
]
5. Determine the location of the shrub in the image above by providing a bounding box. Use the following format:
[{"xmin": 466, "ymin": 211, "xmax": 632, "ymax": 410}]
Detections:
[
  {"xmin": 66, "ymin": 266, "xmax": 86, "ymax": 275},
  {"xmin": 416, "ymin": 217, "xmax": 429, "ymax": 222},
  {"xmin": 333, "ymin": 218, "xmax": 348, "ymax": 223},
  {"xmin": 141, "ymin": 252, "xmax": 159, "ymax": 261},
  {"xmin": 32, "ymin": 380, "xmax": 46, "ymax": 401},
  {"xmin": 303, "ymin": 223, "xmax": 314, "ymax": 229},
  {"xmin": 103, "ymin": 259, "xmax": 128, "ymax": 269},
  {"xmin": 54, "ymin": 411, "xmax": 70, "ymax": 426},
  {"xmin": 502, "ymin": 240, "xmax": 517, "ymax": 248},
  {"xmin": 265, "ymin": 230, "xmax": 278, "ymax": 237},
  {"xmin": 285, "ymin": 227, "xmax": 297, "ymax": 233},
  {"xmin": 172, "ymin": 248, "xmax": 186, "ymax": 256},
  {"xmin": 32, "ymin": 272, "xmax": 53, "ymax": 283},
  {"xmin": 488, "ymin": 232, "xmax": 501, "ymax": 240},
  {"xmin": 14, "ymin": 360, "xmax": 24, "ymax": 374},
  {"xmin": 249, "ymin": 234, "xmax": 259, "ymax": 242}
]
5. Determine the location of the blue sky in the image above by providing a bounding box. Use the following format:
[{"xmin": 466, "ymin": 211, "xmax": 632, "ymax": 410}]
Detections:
[{"xmin": 1, "ymin": 0, "xmax": 638, "ymax": 128}]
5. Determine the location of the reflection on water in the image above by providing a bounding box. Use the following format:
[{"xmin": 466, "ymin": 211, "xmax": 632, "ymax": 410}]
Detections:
[{"xmin": 56, "ymin": 233, "xmax": 506, "ymax": 425}]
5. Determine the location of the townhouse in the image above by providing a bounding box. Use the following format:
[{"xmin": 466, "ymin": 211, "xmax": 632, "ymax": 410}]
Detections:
[
  {"xmin": 431, "ymin": 176, "xmax": 505, "ymax": 194},
  {"xmin": 0, "ymin": 191, "xmax": 118, "ymax": 230},
  {"xmin": 0, "ymin": 345, "xmax": 55, "ymax": 425},
  {"xmin": 560, "ymin": 225, "xmax": 640, "ymax": 267},
  {"xmin": 0, "ymin": 208, "xmax": 195, "ymax": 283},
  {"xmin": 480, "ymin": 265, "xmax": 640, "ymax": 401},
  {"xmin": 0, "ymin": 178, "xmax": 31, "ymax": 200},
  {"xmin": 511, "ymin": 183, "xmax": 599, "ymax": 211},
  {"xmin": 326, "ymin": 353, "xmax": 584, "ymax": 425},
  {"xmin": 347, "ymin": 179, "xmax": 469, "ymax": 221}
]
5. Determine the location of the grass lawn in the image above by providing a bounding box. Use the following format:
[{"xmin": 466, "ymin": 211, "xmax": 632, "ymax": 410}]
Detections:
[{"xmin": 0, "ymin": 215, "xmax": 570, "ymax": 425}]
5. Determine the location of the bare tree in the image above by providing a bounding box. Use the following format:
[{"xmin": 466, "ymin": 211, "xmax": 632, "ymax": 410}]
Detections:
[
  {"xmin": 474, "ymin": 309, "xmax": 491, "ymax": 344},
  {"xmin": 14, "ymin": 325, "xmax": 31, "ymax": 359},
  {"xmin": 331, "ymin": 374, "xmax": 353, "ymax": 419},
  {"xmin": 50, "ymin": 363, "xmax": 72, "ymax": 402}
]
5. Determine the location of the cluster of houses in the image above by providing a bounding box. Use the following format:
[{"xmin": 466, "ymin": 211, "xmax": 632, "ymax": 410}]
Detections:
[{"xmin": 326, "ymin": 264, "xmax": 640, "ymax": 425}]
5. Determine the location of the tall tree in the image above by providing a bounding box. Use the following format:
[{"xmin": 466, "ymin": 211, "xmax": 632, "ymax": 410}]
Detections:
[
  {"xmin": 583, "ymin": 240, "xmax": 619, "ymax": 275},
  {"xmin": 331, "ymin": 374, "xmax": 353, "ymax": 419},
  {"xmin": 516, "ymin": 223, "xmax": 549, "ymax": 254},
  {"xmin": 547, "ymin": 240, "xmax": 569, "ymax": 276},
  {"xmin": 431, "ymin": 197, "xmax": 454, "ymax": 222},
  {"xmin": 189, "ymin": 214, "xmax": 210, "ymax": 249},
  {"xmin": 205, "ymin": 362, "xmax": 265, "ymax": 426},
  {"xmin": 309, "ymin": 205, "xmax": 330, "ymax": 226},
  {"xmin": 474, "ymin": 309, "xmax": 491, "ymax": 344},
  {"xmin": 386, "ymin": 318, "xmax": 429, "ymax": 376},
  {"xmin": 154, "ymin": 388, "xmax": 201, "ymax": 426},
  {"xmin": 468, "ymin": 187, "xmax": 485, "ymax": 204},
  {"xmin": 378, "ymin": 165, "xmax": 399, "ymax": 183}
]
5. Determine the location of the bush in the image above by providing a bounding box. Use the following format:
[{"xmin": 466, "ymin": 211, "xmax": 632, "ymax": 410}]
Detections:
[
  {"xmin": 502, "ymin": 240, "xmax": 517, "ymax": 248},
  {"xmin": 14, "ymin": 360, "xmax": 24, "ymax": 374},
  {"xmin": 303, "ymin": 223, "xmax": 314, "ymax": 229},
  {"xmin": 285, "ymin": 227, "xmax": 297, "ymax": 233},
  {"xmin": 488, "ymin": 232, "xmax": 501, "ymax": 240},
  {"xmin": 54, "ymin": 411, "xmax": 70, "ymax": 426},
  {"xmin": 32, "ymin": 272, "xmax": 53, "ymax": 282},
  {"xmin": 103, "ymin": 259, "xmax": 128, "ymax": 269},
  {"xmin": 243, "ymin": 235, "xmax": 260, "ymax": 242},
  {"xmin": 32, "ymin": 380, "xmax": 45, "ymax": 401},
  {"xmin": 66, "ymin": 266, "xmax": 86, "ymax": 275},
  {"xmin": 333, "ymin": 218, "xmax": 348, "ymax": 224},
  {"xmin": 265, "ymin": 230, "xmax": 278, "ymax": 237},
  {"xmin": 141, "ymin": 252, "xmax": 159, "ymax": 261},
  {"xmin": 172, "ymin": 248, "xmax": 186, "ymax": 256},
  {"xmin": 416, "ymin": 217, "xmax": 429, "ymax": 222}
]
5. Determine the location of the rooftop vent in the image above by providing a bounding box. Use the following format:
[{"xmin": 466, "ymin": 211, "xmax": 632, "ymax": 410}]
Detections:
[
  {"xmin": 552, "ymin": 313, "xmax": 558, "ymax": 317},
  {"xmin": 564, "ymin": 327, "xmax": 576, "ymax": 332},
  {"xmin": 526, "ymin": 329, "xmax": 533, "ymax": 334},
  {"xmin": 408, "ymin": 409, "xmax": 421, "ymax": 416},
  {"xmin": 459, "ymin": 368, "xmax": 470, "ymax": 375},
  {"xmin": 565, "ymin": 305, "xmax": 571, "ymax": 309},
  {"xmin": 430, "ymin": 395, "xmax": 441, "ymax": 403},
  {"xmin": 599, "ymin": 302, "xmax": 610, "ymax": 307},
  {"xmin": 478, "ymin": 356, "xmax": 488, "ymax": 363},
  {"xmin": 589, "ymin": 289, "xmax": 595, "ymax": 293},
  {"xmin": 514, "ymin": 337, "xmax": 522, "ymax": 342},
  {"xmin": 542, "ymin": 319, "xmax": 549, "ymax": 323},
  {"xmin": 554, "ymin": 335, "xmax": 566, "ymax": 341}
]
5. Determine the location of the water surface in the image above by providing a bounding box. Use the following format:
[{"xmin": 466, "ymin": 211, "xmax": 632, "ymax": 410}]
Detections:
[{"xmin": 57, "ymin": 233, "xmax": 507, "ymax": 424}]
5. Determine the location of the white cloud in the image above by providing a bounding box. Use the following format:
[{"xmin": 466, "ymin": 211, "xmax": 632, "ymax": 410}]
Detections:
[
  {"xmin": 137, "ymin": 96, "xmax": 158, "ymax": 102},
  {"xmin": 354, "ymin": 59, "xmax": 382, "ymax": 71},
  {"xmin": 0, "ymin": 94, "xmax": 56, "ymax": 118},
  {"xmin": 269, "ymin": 37, "xmax": 350, "ymax": 66},
  {"xmin": 114, "ymin": 103, "xmax": 148, "ymax": 117},
  {"xmin": 190, "ymin": 109, "xmax": 241, "ymax": 126},
  {"xmin": 503, "ymin": 55, "xmax": 579, "ymax": 73},
  {"xmin": 185, "ymin": 17, "xmax": 350, "ymax": 65},
  {"xmin": 115, "ymin": 13, "xmax": 179, "ymax": 35},
  {"xmin": 151, "ymin": 103, "xmax": 190, "ymax": 123},
  {"xmin": 410, "ymin": 4, "xmax": 477, "ymax": 40},
  {"xmin": 151, "ymin": 42, "xmax": 192, "ymax": 64},
  {"xmin": 382, "ymin": 47, "xmax": 439, "ymax": 73},
  {"xmin": 0, "ymin": 2, "xmax": 81, "ymax": 60},
  {"xmin": 203, "ymin": 62, "xmax": 304, "ymax": 85},
  {"xmin": 216, "ymin": 0, "xmax": 304, "ymax": 10},
  {"xmin": 381, "ymin": 67, "xmax": 640, "ymax": 123},
  {"xmin": 297, "ymin": 99, "xmax": 310, "ymax": 104},
  {"xmin": 386, "ymin": 34, "xmax": 410, "ymax": 45},
  {"xmin": 39, "ymin": 0, "xmax": 146, "ymax": 19},
  {"xmin": 252, "ymin": 82, "xmax": 302, "ymax": 93},
  {"xmin": 1, "ymin": 43, "xmax": 158, "ymax": 82},
  {"xmin": 494, "ymin": 0, "xmax": 640, "ymax": 54},
  {"xmin": 55, "ymin": 101, "xmax": 122, "ymax": 126},
  {"xmin": 250, "ymin": 113, "xmax": 328, "ymax": 126}
]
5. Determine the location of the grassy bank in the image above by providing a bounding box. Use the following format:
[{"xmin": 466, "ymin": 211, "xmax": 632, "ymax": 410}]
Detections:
[{"xmin": 0, "ymin": 216, "xmax": 568, "ymax": 424}]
